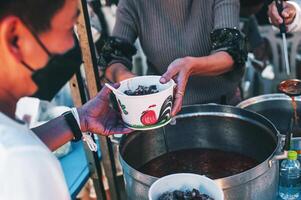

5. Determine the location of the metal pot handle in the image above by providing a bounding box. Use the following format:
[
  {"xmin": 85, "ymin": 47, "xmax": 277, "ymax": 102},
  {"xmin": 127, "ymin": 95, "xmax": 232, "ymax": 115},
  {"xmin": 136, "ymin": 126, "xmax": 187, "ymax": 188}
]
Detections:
[
  {"xmin": 283, "ymin": 117, "xmax": 294, "ymax": 152},
  {"xmin": 269, "ymin": 134, "xmax": 288, "ymax": 167},
  {"xmin": 269, "ymin": 115, "xmax": 295, "ymax": 167},
  {"xmin": 269, "ymin": 151, "xmax": 288, "ymax": 168}
]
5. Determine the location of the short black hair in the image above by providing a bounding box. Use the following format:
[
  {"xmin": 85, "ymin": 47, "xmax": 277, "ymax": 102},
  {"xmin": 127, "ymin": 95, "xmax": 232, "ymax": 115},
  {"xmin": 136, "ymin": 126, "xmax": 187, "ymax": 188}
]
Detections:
[{"xmin": 0, "ymin": 0, "xmax": 66, "ymax": 33}]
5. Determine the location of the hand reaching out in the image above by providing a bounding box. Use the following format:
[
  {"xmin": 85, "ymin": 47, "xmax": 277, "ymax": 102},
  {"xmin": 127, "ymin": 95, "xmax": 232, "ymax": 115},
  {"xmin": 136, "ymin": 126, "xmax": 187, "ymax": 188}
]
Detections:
[{"xmin": 77, "ymin": 84, "xmax": 133, "ymax": 136}]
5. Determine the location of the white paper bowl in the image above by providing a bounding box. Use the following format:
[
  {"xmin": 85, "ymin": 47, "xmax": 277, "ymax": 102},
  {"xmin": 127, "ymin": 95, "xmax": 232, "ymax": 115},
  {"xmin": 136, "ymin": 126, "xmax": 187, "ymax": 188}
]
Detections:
[
  {"xmin": 148, "ymin": 173, "xmax": 224, "ymax": 200},
  {"xmin": 114, "ymin": 76, "xmax": 175, "ymax": 130}
]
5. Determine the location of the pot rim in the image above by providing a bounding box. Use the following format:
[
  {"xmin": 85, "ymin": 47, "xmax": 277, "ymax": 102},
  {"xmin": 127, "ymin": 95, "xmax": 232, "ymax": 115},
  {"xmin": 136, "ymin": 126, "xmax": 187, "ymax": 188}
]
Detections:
[
  {"xmin": 237, "ymin": 93, "xmax": 301, "ymax": 109},
  {"xmin": 119, "ymin": 104, "xmax": 281, "ymax": 189}
]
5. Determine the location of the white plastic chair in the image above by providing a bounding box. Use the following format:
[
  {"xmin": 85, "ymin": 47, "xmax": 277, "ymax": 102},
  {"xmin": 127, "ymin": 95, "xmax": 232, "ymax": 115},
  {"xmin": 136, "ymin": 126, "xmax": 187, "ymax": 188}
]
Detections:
[{"xmin": 259, "ymin": 26, "xmax": 301, "ymax": 80}]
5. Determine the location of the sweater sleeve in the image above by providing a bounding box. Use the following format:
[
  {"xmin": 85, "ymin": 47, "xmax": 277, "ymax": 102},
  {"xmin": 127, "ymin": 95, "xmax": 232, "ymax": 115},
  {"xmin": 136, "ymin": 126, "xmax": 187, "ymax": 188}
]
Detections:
[
  {"xmin": 213, "ymin": 0, "xmax": 240, "ymax": 29},
  {"xmin": 112, "ymin": 0, "xmax": 138, "ymax": 43},
  {"xmin": 211, "ymin": 0, "xmax": 246, "ymax": 68}
]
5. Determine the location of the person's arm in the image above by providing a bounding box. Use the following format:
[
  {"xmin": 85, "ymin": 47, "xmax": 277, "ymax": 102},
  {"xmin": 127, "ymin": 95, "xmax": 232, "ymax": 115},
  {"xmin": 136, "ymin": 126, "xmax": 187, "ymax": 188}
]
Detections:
[
  {"xmin": 104, "ymin": 0, "xmax": 138, "ymax": 82},
  {"xmin": 31, "ymin": 116, "xmax": 74, "ymax": 151},
  {"xmin": 188, "ymin": 52, "xmax": 234, "ymax": 76},
  {"xmin": 106, "ymin": 63, "xmax": 136, "ymax": 83},
  {"xmin": 160, "ymin": 52, "xmax": 234, "ymax": 116},
  {"xmin": 32, "ymin": 85, "xmax": 132, "ymax": 151},
  {"xmin": 161, "ymin": 0, "xmax": 246, "ymax": 116},
  {"xmin": 268, "ymin": 0, "xmax": 301, "ymax": 32}
]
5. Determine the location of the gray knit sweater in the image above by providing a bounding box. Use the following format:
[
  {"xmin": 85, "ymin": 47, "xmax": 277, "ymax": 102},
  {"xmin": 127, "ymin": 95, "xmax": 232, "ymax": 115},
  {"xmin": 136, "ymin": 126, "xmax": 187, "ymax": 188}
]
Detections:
[{"xmin": 112, "ymin": 0, "xmax": 243, "ymax": 105}]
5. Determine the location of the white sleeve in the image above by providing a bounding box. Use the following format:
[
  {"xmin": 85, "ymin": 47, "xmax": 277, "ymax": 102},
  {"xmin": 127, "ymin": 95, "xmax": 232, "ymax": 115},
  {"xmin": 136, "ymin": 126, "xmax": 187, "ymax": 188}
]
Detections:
[
  {"xmin": 0, "ymin": 149, "xmax": 70, "ymax": 200},
  {"xmin": 287, "ymin": 1, "xmax": 301, "ymax": 32}
]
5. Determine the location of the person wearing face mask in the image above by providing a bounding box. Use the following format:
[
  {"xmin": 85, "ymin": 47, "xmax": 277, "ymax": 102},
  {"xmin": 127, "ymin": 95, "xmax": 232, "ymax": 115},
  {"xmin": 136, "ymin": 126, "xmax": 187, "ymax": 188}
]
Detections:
[
  {"xmin": 31, "ymin": 34, "xmax": 82, "ymax": 101},
  {"xmin": 0, "ymin": 1, "xmax": 132, "ymax": 199},
  {"xmin": 32, "ymin": 4, "xmax": 102, "ymax": 102}
]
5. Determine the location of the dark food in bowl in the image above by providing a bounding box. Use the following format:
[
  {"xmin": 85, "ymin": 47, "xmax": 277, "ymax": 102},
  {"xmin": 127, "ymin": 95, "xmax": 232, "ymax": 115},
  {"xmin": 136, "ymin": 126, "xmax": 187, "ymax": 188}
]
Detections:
[
  {"xmin": 158, "ymin": 188, "xmax": 214, "ymax": 200},
  {"xmin": 124, "ymin": 85, "xmax": 159, "ymax": 96}
]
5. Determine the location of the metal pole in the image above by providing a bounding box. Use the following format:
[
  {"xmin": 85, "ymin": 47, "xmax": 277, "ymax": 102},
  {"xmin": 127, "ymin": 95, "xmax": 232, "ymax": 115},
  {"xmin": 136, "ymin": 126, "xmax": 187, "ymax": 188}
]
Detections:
[
  {"xmin": 76, "ymin": 0, "xmax": 121, "ymax": 199},
  {"xmin": 275, "ymin": 0, "xmax": 291, "ymax": 75},
  {"xmin": 91, "ymin": 0, "xmax": 109, "ymax": 39},
  {"xmin": 70, "ymin": 72, "xmax": 107, "ymax": 200}
]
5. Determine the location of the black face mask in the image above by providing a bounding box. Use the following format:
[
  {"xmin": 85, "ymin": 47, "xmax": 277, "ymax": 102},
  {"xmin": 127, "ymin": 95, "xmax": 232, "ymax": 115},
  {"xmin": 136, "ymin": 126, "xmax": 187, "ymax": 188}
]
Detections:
[
  {"xmin": 31, "ymin": 42, "xmax": 82, "ymax": 101},
  {"xmin": 21, "ymin": 28, "xmax": 82, "ymax": 101},
  {"xmin": 20, "ymin": 25, "xmax": 60, "ymax": 73}
]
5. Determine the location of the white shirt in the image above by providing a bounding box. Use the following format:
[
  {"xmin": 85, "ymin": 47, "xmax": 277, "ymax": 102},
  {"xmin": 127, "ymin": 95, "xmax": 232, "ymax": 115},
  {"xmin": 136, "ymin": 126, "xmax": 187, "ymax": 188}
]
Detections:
[
  {"xmin": 0, "ymin": 112, "xmax": 70, "ymax": 200},
  {"xmin": 287, "ymin": 0, "xmax": 301, "ymax": 32}
]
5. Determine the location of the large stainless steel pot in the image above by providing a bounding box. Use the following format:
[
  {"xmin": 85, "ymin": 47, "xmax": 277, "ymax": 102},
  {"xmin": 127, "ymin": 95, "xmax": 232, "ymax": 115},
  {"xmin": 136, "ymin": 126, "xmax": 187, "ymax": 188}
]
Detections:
[
  {"xmin": 237, "ymin": 93, "xmax": 301, "ymax": 136},
  {"xmin": 119, "ymin": 104, "xmax": 284, "ymax": 200}
]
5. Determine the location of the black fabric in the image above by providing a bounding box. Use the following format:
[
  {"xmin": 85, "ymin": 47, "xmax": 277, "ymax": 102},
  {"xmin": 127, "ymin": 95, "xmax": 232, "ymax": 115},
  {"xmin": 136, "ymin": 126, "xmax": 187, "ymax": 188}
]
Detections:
[
  {"xmin": 256, "ymin": 0, "xmax": 275, "ymax": 25},
  {"xmin": 240, "ymin": 0, "xmax": 265, "ymax": 6},
  {"xmin": 105, "ymin": 0, "xmax": 119, "ymax": 6},
  {"xmin": 32, "ymin": 38, "xmax": 82, "ymax": 101},
  {"xmin": 97, "ymin": 37, "xmax": 137, "ymax": 76},
  {"xmin": 211, "ymin": 28, "xmax": 248, "ymax": 68},
  {"xmin": 242, "ymin": 15, "xmax": 264, "ymax": 50},
  {"xmin": 63, "ymin": 111, "xmax": 82, "ymax": 141}
]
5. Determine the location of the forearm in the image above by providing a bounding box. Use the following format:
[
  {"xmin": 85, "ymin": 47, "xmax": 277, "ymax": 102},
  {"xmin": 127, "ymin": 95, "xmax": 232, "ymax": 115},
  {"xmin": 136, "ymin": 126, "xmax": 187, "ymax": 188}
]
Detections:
[
  {"xmin": 190, "ymin": 52, "xmax": 234, "ymax": 76},
  {"xmin": 105, "ymin": 63, "xmax": 136, "ymax": 82},
  {"xmin": 98, "ymin": 37, "xmax": 137, "ymax": 83},
  {"xmin": 31, "ymin": 116, "xmax": 74, "ymax": 151},
  {"xmin": 212, "ymin": 0, "xmax": 244, "ymax": 73}
]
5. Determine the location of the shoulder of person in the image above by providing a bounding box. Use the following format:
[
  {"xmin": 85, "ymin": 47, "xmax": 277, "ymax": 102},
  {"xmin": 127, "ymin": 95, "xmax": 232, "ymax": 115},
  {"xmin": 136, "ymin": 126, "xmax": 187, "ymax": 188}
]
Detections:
[
  {"xmin": 0, "ymin": 129, "xmax": 70, "ymax": 200},
  {"xmin": 0, "ymin": 123, "xmax": 60, "ymax": 172},
  {"xmin": 0, "ymin": 122, "xmax": 47, "ymax": 152},
  {"xmin": 0, "ymin": 153, "xmax": 70, "ymax": 200}
]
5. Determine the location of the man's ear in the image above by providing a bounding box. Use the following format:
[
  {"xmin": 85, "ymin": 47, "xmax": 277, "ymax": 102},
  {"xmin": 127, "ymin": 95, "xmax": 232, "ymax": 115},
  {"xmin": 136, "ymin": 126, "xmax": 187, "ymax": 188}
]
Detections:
[{"xmin": 0, "ymin": 16, "xmax": 25, "ymax": 62}]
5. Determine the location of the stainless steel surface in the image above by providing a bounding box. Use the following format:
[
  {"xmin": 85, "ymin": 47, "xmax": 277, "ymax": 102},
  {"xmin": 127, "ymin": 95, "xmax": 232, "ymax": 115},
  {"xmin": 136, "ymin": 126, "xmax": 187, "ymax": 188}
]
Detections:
[
  {"xmin": 71, "ymin": 1, "xmax": 108, "ymax": 199},
  {"xmin": 269, "ymin": 150, "xmax": 288, "ymax": 168},
  {"xmin": 237, "ymin": 93, "xmax": 301, "ymax": 136},
  {"xmin": 282, "ymin": 34, "xmax": 290, "ymax": 75},
  {"xmin": 275, "ymin": 0, "xmax": 290, "ymax": 75},
  {"xmin": 119, "ymin": 104, "xmax": 281, "ymax": 200}
]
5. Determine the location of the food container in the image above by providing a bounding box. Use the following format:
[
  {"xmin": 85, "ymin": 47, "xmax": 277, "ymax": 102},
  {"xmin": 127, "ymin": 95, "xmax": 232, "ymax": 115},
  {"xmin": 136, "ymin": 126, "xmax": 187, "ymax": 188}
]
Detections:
[
  {"xmin": 114, "ymin": 76, "xmax": 175, "ymax": 130},
  {"xmin": 148, "ymin": 173, "xmax": 224, "ymax": 200},
  {"xmin": 119, "ymin": 105, "xmax": 283, "ymax": 200},
  {"xmin": 237, "ymin": 93, "xmax": 301, "ymax": 136}
]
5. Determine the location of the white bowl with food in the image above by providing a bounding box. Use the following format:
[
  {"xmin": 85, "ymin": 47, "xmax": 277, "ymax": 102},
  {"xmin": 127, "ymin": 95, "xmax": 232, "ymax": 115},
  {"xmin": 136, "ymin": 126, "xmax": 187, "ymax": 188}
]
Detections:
[
  {"xmin": 113, "ymin": 75, "xmax": 175, "ymax": 130},
  {"xmin": 148, "ymin": 173, "xmax": 224, "ymax": 200}
]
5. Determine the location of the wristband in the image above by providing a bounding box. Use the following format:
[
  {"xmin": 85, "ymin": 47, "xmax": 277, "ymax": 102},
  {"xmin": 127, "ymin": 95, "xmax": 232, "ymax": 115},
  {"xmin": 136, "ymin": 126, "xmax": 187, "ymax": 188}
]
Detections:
[
  {"xmin": 63, "ymin": 111, "xmax": 82, "ymax": 141},
  {"xmin": 70, "ymin": 108, "xmax": 98, "ymax": 152}
]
